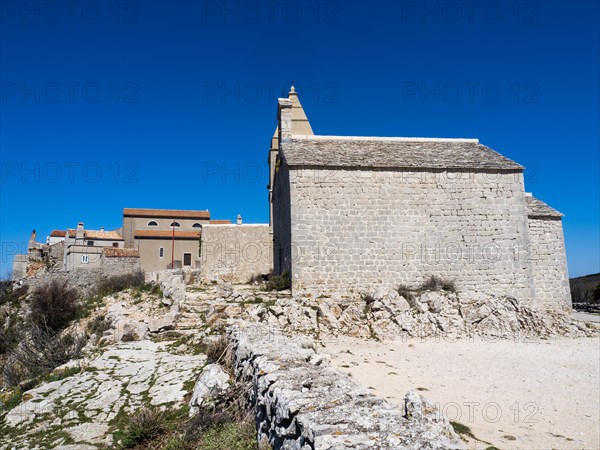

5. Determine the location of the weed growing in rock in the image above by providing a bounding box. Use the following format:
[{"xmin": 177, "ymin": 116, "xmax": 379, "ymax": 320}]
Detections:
[
  {"xmin": 265, "ymin": 272, "xmax": 291, "ymax": 291},
  {"xmin": 420, "ymin": 276, "xmax": 456, "ymax": 292}
]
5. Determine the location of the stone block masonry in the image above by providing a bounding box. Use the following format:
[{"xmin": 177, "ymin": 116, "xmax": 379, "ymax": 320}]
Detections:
[
  {"xmin": 200, "ymin": 224, "xmax": 273, "ymax": 283},
  {"xmin": 528, "ymin": 217, "xmax": 571, "ymax": 310},
  {"xmin": 280, "ymin": 166, "xmax": 533, "ymax": 303},
  {"xmin": 226, "ymin": 321, "xmax": 466, "ymax": 449}
]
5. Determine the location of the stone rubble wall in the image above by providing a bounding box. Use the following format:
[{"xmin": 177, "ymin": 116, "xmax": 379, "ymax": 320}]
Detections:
[
  {"xmin": 226, "ymin": 321, "xmax": 466, "ymax": 450},
  {"xmin": 19, "ymin": 256, "xmax": 141, "ymax": 295},
  {"xmin": 527, "ymin": 217, "xmax": 572, "ymax": 310},
  {"xmin": 199, "ymin": 224, "xmax": 273, "ymax": 283},
  {"xmin": 278, "ymin": 166, "xmax": 535, "ymax": 304}
]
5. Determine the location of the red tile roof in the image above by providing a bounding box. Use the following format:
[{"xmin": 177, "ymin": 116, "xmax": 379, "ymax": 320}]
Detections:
[
  {"xmin": 134, "ymin": 230, "xmax": 201, "ymax": 239},
  {"xmin": 209, "ymin": 220, "xmax": 232, "ymax": 224},
  {"xmin": 50, "ymin": 230, "xmax": 66, "ymax": 237},
  {"xmin": 123, "ymin": 208, "xmax": 210, "ymax": 219},
  {"xmin": 103, "ymin": 248, "xmax": 140, "ymax": 258}
]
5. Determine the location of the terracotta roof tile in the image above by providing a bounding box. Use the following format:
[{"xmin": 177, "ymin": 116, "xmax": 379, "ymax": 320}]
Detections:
[
  {"xmin": 123, "ymin": 208, "xmax": 210, "ymax": 219},
  {"xmin": 103, "ymin": 248, "xmax": 140, "ymax": 257},
  {"xmin": 134, "ymin": 230, "xmax": 201, "ymax": 239},
  {"xmin": 50, "ymin": 230, "xmax": 66, "ymax": 237},
  {"xmin": 209, "ymin": 220, "xmax": 232, "ymax": 224}
]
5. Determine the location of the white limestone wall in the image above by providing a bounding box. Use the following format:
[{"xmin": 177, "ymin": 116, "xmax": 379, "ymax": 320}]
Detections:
[
  {"xmin": 286, "ymin": 167, "xmax": 534, "ymax": 301},
  {"xmin": 528, "ymin": 217, "xmax": 571, "ymax": 310},
  {"xmin": 200, "ymin": 224, "xmax": 273, "ymax": 282}
]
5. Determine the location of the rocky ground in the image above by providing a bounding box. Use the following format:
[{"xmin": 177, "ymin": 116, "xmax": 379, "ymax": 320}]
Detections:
[
  {"xmin": 1, "ymin": 341, "xmax": 203, "ymax": 449},
  {"xmin": 1, "ymin": 272, "xmax": 598, "ymax": 449}
]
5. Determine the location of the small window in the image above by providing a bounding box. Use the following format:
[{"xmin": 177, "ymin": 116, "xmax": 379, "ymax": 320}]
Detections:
[
  {"xmin": 192, "ymin": 223, "xmax": 202, "ymax": 228},
  {"xmin": 87, "ymin": 241, "xmax": 94, "ymax": 246},
  {"xmin": 147, "ymin": 221, "xmax": 158, "ymax": 227},
  {"xmin": 170, "ymin": 221, "xmax": 180, "ymax": 227},
  {"xmin": 159, "ymin": 247, "xmax": 164, "ymax": 258},
  {"xmin": 82, "ymin": 254, "xmax": 89, "ymax": 264},
  {"xmin": 112, "ymin": 242, "xmax": 119, "ymax": 247},
  {"xmin": 183, "ymin": 253, "xmax": 192, "ymax": 266}
]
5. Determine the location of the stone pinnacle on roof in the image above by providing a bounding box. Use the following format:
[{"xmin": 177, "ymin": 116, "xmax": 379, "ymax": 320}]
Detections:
[{"xmin": 287, "ymin": 83, "xmax": 313, "ymax": 135}]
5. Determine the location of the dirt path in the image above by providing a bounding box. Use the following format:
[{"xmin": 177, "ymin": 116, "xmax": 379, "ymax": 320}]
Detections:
[{"xmin": 322, "ymin": 336, "xmax": 600, "ymax": 449}]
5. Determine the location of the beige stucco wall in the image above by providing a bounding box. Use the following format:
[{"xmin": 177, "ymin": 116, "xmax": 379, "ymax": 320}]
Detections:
[
  {"xmin": 200, "ymin": 224, "xmax": 273, "ymax": 283},
  {"xmin": 527, "ymin": 217, "xmax": 571, "ymax": 310},
  {"xmin": 275, "ymin": 165, "xmax": 535, "ymax": 302},
  {"xmin": 123, "ymin": 216, "xmax": 209, "ymax": 247},
  {"xmin": 135, "ymin": 238, "xmax": 200, "ymax": 272}
]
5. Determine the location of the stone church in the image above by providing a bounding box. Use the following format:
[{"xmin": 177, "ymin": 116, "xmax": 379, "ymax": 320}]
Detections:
[{"xmin": 269, "ymin": 87, "xmax": 571, "ymax": 311}]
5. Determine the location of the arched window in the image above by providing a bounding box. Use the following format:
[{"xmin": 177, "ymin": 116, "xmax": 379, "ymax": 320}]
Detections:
[
  {"xmin": 192, "ymin": 223, "xmax": 202, "ymax": 228},
  {"xmin": 159, "ymin": 247, "xmax": 164, "ymax": 258},
  {"xmin": 147, "ymin": 221, "xmax": 158, "ymax": 227},
  {"xmin": 170, "ymin": 221, "xmax": 180, "ymax": 227}
]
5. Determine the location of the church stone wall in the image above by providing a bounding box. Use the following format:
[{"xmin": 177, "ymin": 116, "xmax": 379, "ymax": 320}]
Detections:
[
  {"xmin": 200, "ymin": 224, "xmax": 273, "ymax": 283},
  {"xmin": 286, "ymin": 167, "xmax": 534, "ymax": 301},
  {"xmin": 527, "ymin": 217, "xmax": 571, "ymax": 310}
]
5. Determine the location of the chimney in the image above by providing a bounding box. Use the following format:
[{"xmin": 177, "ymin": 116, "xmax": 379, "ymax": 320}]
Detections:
[
  {"xmin": 100, "ymin": 226, "xmax": 105, "ymax": 232},
  {"xmin": 237, "ymin": 214, "xmax": 242, "ymax": 225},
  {"xmin": 76, "ymin": 222, "xmax": 84, "ymax": 240}
]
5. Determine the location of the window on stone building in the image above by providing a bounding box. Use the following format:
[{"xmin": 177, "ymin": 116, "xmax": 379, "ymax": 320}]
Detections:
[
  {"xmin": 112, "ymin": 242, "xmax": 119, "ymax": 247},
  {"xmin": 148, "ymin": 221, "xmax": 158, "ymax": 227},
  {"xmin": 82, "ymin": 255, "xmax": 89, "ymax": 264},
  {"xmin": 170, "ymin": 221, "xmax": 180, "ymax": 227},
  {"xmin": 192, "ymin": 223, "xmax": 202, "ymax": 228},
  {"xmin": 87, "ymin": 241, "xmax": 94, "ymax": 246},
  {"xmin": 159, "ymin": 247, "xmax": 164, "ymax": 258}
]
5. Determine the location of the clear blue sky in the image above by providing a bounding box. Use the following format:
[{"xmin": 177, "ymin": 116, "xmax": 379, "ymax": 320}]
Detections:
[{"xmin": 0, "ymin": 0, "xmax": 598, "ymax": 277}]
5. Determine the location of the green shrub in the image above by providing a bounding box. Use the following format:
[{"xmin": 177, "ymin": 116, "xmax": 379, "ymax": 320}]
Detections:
[
  {"xmin": 30, "ymin": 280, "xmax": 80, "ymax": 333},
  {"xmin": 197, "ymin": 422, "xmax": 257, "ymax": 450},
  {"xmin": 265, "ymin": 272, "xmax": 291, "ymax": 291}
]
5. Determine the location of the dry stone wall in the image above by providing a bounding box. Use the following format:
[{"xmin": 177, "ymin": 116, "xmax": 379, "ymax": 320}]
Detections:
[
  {"xmin": 199, "ymin": 224, "xmax": 273, "ymax": 283},
  {"xmin": 282, "ymin": 166, "xmax": 534, "ymax": 303},
  {"xmin": 226, "ymin": 321, "xmax": 466, "ymax": 449}
]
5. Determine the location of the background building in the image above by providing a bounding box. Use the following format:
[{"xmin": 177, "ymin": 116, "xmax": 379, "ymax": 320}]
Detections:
[{"xmin": 122, "ymin": 208, "xmax": 230, "ymax": 272}]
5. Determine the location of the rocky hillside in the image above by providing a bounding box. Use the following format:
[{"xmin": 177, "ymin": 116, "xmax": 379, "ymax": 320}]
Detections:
[{"xmin": 1, "ymin": 271, "xmax": 597, "ymax": 449}]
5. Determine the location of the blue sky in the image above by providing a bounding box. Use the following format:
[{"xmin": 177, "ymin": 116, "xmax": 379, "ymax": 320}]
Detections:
[{"xmin": 0, "ymin": 0, "xmax": 598, "ymax": 277}]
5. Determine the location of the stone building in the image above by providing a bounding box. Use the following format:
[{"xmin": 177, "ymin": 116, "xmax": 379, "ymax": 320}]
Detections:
[
  {"xmin": 63, "ymin": 222, "xmax": 124, "ymax": 271},
  {"xmin": 122, "ymin": 208, "xmax": 231, "ymax": 272},
  {"xmin": 269, "ymin": 88, "xmax": 571, "ymax": 310}
]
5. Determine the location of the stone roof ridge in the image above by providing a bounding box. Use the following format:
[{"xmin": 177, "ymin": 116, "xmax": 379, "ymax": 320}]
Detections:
[{"xmin": 291, "ymin": 134, "xmax": 480, "ymax": 143}]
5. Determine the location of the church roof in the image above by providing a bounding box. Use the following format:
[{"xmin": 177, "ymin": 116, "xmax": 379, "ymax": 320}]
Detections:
[
  {"xmin": 281, "ymin": 135, "xmax": 523, "ymax": 171},
  {"xmin": 525, "ymin": 195, "xmax": 564, "ymax": 218}
]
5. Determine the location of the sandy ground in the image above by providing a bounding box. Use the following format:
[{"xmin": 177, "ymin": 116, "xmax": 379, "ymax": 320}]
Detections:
[{"xmin": 321, "ymin": 335, "xmax": 600, "ymax": 450}]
